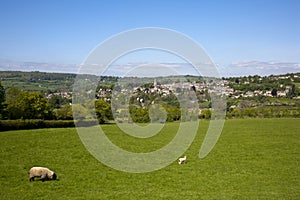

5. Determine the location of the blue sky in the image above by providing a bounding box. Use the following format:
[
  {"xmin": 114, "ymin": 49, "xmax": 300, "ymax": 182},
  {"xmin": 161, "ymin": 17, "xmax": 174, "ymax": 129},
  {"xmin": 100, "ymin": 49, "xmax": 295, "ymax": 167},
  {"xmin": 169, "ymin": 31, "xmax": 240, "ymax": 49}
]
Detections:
[{"xmin": 0, "ymin": 0, "xmax": 299, "ymax": 75}]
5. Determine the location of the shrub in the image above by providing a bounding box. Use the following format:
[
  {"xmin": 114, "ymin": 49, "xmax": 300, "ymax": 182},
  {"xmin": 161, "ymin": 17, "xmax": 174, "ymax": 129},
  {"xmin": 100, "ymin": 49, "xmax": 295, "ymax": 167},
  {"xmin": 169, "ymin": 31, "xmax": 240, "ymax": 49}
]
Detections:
[{"xmin": 0, "ymin": 120, "xmax": 75, "ymax": 131}]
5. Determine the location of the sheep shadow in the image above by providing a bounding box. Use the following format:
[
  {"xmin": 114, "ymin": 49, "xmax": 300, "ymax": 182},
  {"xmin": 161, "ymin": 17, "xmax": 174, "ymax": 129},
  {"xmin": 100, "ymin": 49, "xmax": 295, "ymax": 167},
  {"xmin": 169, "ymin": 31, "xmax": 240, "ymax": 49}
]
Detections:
[{"xmin": 30, "ymin": 178, "xmax": 60, "ymax": 182}]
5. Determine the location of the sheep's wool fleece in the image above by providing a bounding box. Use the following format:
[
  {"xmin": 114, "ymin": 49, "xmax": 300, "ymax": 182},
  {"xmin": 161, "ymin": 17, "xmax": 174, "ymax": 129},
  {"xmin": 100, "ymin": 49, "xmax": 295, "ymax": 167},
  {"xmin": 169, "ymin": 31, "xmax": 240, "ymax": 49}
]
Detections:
[{"xmin": 29, "ymin": 167, "xmax": 54, "ymax": 178}]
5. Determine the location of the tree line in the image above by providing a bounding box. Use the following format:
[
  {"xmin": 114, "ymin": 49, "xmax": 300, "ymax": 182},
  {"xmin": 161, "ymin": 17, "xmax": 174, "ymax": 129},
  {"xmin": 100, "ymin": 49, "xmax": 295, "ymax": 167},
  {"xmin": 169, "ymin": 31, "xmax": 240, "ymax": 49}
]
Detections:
[
  {"xmin": 0, "ymin": 81, "xmax": 181, "ymax": 123},
  {"xmin": 0, "ymin": 80, "xmax": 194, "ymax": 123},
  {"xmin": 1, "ymin": 76, "xmax": 300, "ymax": 125},
  {"xmin": 0, "ymin": 82, "xmax": 111, "ymax": 123}
]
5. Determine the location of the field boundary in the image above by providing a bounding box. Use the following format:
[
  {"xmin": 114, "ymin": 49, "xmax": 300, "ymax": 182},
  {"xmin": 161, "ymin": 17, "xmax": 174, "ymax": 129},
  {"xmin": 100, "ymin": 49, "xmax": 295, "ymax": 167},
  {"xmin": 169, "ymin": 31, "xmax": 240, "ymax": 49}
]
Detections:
[{"xmin": 0, "ymin": 119, "xmax": 76, "ymax": 131}]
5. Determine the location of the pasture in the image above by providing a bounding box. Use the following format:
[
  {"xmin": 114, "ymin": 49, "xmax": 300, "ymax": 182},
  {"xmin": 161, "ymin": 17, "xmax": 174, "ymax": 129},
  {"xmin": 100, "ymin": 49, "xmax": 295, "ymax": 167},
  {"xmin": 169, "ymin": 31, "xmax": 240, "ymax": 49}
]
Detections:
[{"xmin": 0, "ymin": 118, "xmax": 299, "ymax": 199}]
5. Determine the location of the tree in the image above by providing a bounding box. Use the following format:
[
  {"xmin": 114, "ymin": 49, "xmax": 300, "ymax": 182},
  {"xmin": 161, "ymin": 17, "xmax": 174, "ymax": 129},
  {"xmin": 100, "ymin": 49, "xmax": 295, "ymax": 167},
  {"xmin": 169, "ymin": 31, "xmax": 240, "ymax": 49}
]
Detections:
[
  {"xmin": 72, "ymin": 104, "xmax": 91, "ymax": 120},
  {"xmin": 129, "ymin": 107, "xmax": 150, "ymax": 123},
  {"xmin": 5, "ymin": 88, "xmax": 24, "ymax": 119},
  {"xmin": 166, "ymin": 106, "xmax": 181, "ymax": 122},
  {"xmin": 48, "ymin": 95, "xmax": 70, "ymax": 109},
  {"xmin": 53, "ymin": 104, "xmax": 73, "ymax": 120},
  {"xmin": 0, "ymin": 81, "xmax": 5, "ymax": 119},
  {"xmin": 95, "ymin": 99, "xmax": 113, "ymax": 123},
  {"xmin": 190, "ymin": 85, "xmax": 196, "ymax": 91},
  {"xmin": 199, "ymin": 109, "xmax": 211, "ymax": 119},
  {"xmin": 23, "ymin": 92, "xmax": 52, "ymax": 119},
  {"xmin": 271, "ymin": 88, "xmax": 277, "ymax": 97},
  {"xmin": 5, "ymin": 88, "xmax": 51, "ymax": 119},
  {"xmin": 288, "ymin": 84, "xmax": 296, "ymax": 98},
  {"xmin": 149, "ymin": 104, "xmax": 167, "ymax": 122}
]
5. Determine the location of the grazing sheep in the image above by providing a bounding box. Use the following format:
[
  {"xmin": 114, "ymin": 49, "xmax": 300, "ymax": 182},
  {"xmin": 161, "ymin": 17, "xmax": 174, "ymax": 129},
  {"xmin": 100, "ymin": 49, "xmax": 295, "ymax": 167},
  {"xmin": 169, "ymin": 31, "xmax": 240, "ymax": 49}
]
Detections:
[
  {"xmin": 29, "ymin": 167, "xmax": 57, "ymax": 182},
  {"xmin": 178, "ymin": 155, "xmax": 187, "ymax": 164}
]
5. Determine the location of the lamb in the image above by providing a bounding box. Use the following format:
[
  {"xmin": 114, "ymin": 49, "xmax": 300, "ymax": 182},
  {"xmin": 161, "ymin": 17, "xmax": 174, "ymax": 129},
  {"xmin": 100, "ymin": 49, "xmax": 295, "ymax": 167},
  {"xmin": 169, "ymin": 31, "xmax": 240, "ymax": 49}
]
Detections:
[
  {"xmin": 29, "ymin": 167, "xmax": 57, "ymax": 182},
  {"xmin": 178, "ymin": 155, "xmax": 187, "ymax": 164}
]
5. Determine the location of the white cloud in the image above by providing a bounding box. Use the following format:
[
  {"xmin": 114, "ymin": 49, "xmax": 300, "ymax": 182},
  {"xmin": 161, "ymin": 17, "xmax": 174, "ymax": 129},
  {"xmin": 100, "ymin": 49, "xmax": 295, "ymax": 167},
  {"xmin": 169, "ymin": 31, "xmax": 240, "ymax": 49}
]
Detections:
[
  {"xmin": 1, "ymin": 59, "xmax": 300, "ymax": 77},
  {"xmin": 218, "ymin": 61, "xmax": 300, "ymax": 77}
]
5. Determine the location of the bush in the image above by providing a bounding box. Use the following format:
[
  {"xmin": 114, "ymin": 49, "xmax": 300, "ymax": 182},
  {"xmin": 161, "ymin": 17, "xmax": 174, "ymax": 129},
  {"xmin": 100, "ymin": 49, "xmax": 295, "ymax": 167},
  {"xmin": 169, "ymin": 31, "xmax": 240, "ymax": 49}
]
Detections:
[
  {"xmin": 0, "ymin": 120, "xmax": 75, "ymax": 131},
  {"xmin": 226, "ymin": 107, "xmax": 300, "ymax": 119},
  {"xmin": 199, "ymin": 109, "xmax": 212, "ymax": 119},
  {"xmin": 129, "ymin": 107, "xmax": 150, "ymax": 123}
]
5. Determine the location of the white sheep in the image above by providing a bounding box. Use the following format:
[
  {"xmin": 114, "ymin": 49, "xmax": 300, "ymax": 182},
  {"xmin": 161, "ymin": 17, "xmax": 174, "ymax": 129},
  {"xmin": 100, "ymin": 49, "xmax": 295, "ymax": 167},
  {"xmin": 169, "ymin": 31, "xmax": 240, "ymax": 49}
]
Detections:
[
  {"xmin": 29, "ymin": 167, "xmax": 57, "ymax": 182},
  {"xmin": 178, "ymin": 155, "xmax": 187, "ymax": 164}
]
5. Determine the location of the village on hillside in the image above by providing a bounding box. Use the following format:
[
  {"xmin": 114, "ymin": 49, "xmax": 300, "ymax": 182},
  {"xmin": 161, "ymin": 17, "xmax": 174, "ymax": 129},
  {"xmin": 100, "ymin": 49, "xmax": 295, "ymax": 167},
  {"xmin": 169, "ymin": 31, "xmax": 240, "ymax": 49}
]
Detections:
[{"xmin": 1, "ymin": 71, "xmax": 300, "ymax": 121}]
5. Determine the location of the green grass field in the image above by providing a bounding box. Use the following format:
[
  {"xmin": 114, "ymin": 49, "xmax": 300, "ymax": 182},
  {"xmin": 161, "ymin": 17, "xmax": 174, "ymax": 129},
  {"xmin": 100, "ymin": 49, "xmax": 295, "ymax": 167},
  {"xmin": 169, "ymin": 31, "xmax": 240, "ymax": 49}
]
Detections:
[{"xmin": 0, "ymin": 119, "xmax": 299, "ymax": 199}]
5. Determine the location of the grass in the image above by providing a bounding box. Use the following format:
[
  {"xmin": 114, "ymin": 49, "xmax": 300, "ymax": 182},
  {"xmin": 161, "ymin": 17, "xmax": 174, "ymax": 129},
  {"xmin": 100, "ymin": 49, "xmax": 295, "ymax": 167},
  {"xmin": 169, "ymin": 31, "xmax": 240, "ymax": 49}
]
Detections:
[{"xmin": 0, "ymin": 118, "xmax": 299, "ymax": 199}]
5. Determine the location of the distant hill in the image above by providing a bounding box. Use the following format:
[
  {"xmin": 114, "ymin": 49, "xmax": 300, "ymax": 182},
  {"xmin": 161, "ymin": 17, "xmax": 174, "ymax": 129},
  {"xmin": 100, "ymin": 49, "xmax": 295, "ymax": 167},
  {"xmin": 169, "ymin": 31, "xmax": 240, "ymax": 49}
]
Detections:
[
  {"xmin": 0, "ymin": 71, "xmax": 77, "ymax": 93},
  {"xmin": 0, "ymin": 70, "xmax": 300, "ymax": 95},
  {"xmin": 1, "ymin": 71, "xmax": 299, "ymax": 120}
]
